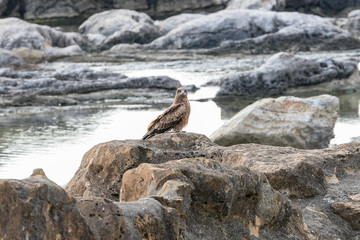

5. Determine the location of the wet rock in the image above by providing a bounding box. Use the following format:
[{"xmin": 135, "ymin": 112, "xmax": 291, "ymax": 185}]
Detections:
[
  {"xmin": 216, "ymin": 52, "xmax": 358, "ymax": 97},
  {"xmin": 0, "ymin": 169, "xmax": 94, "ymax": 239},
  {"xmin": 79, "ymin": 9, "xmax": 160, "ymax": 50},
  {"xmin": 0, "ymin": 17, "xmax": 83, "ymax": 62},
  {"xmin": 0, "ymin": 48, "xmax": 24, "ymax": 67},
  {"xmin": 76, "ymin": 197, "xmax": 184, "ymax": 240},
  {"xmin": 156, "ymin": 13, "xmax": 205, "ymax": 35},
  {"xmin": 227, "ymin": 0, "xmax": 285, "ymax": 11},
  {"xmin": 210, "ymin": 95, "xmax": 339, "ymax": 149},
  {"xmin": 147, "ymin": 10, "xmax": 360, "ymax": 52}
]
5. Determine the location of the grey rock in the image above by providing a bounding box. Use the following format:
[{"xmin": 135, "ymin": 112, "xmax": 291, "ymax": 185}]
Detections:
[
  {"xmin": 0, "ymin": 66, "xmax": 181, "ymax": 106},
  {"xmin": 0, "ymin": 49, "xmax": 24, "ymax": 67},
  {"xmin": 147, "ymin": 10, "xmax": 360, "ymax": 52},
  {"xmin": 347, "ymin": 9, "xmax": 360, "ymax": 36},
  {"xmin": 156, "ymin": 13, "xmax": 205, "ymax": 35},
  {"xmin": 210, "ymin": 94, "xmax": 339, "ymax": 149},
  {"xmin": 1, "ymin": 0, "xmax": 227, "ymax": 20},
  {"xmin": 0, "ymin": 17, "xmax": 78, "ymax": 50},
  {"xmin": 216, "ymin": 52, "xmax": 358, "ymax": 97},
  {"xmin": 0, "ymin": 17, "xmax": 84, "ymax": 62},
  {"xmin": 79, "ymin": 9, "xmax": 160, "ymax": 50},
  {"xmin": 284, "ymin": 0, "xmax": 360, "ymax": 17},
  {"xmin": 227, "ymin": 0, "xmax": 285, "ymax": 11}
]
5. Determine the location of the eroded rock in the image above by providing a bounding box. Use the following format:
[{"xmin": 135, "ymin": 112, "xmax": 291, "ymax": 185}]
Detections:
[
  {"xmin": 66, "ymin": 131, "xmax": 360, "ymax": 239},
  {"xmin": 0, "ymin": 170, "xmax": 94, "ymax": 239}
]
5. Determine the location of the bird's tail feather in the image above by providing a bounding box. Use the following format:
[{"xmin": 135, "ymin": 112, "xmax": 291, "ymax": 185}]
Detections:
[{"xmin": 142, "ymin": 132, "xmax": 154, "ymax": 140}]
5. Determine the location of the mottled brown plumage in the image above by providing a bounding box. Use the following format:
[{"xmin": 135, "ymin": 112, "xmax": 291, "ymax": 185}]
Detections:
[{"xmin": 142, "ymin": 87, "xmax": 191, "ymax": 140}]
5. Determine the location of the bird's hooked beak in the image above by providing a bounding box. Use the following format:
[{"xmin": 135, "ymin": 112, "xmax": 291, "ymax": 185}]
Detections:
[{"xmin": 179, "ymin": 90, "xmax": 186, "ymax": 95}]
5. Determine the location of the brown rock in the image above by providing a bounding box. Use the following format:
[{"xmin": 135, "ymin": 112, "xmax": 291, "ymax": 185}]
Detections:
[
  {"xmin": 66, "ymin": 132, "xmax": 360, "ymax": 239},
  {"xmin": 76, "ymin": 197, "xmax": 184, "ymax": 240},
  {"xmin": 120, "ymin": 158, "xmax": 309, "ymax": 239},
  {"xmin": 65, "ymin": 133, "xmax": 215, "ymax": 201},
  {"xmin": 331, "ymin": 202, "xmax": 360, "ymax": 230},
  {"xmin": 0, "ymin": 171, "xmax": 94, "ymax": 240}
]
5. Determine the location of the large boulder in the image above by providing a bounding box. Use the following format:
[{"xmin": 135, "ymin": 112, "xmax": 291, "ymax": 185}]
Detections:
[
  {"xmin": 78, "ymin": 9, "xmax": 160, "ymax": 50},
  {"xmin": 210, "ymin": 95, "xmax": 339, "ymax": 149},
  {"xmin": 0, "ymin": 17, "xmax": 84, "ymax": 62},
  {"xmin": 0, "ymin": 169, "xmax": 94, "ymax": 239},
  {"xmin": 147, "ymin": 10, "xmax": 360, "ymax": 52},
  {"xmin": 215, "ymin": 52, "xmax": 358, "ymax": 97},
  {"xmin": 66, "ymin": 131, "xmax": 360, "ymax": 239}
]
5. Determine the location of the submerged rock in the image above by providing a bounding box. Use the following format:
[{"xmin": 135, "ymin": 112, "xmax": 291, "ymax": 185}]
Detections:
[
  {"xmin": 0, "ymin": 170, "xmax": 94, "ymax": 239},
  {"xmin": 79, "ymin": 9, "xmax": 160, "ymax": 50},
  {"xmin": 210, "ymin": 95, "xmax": 339, "ymax": 149},
  {"xmin": 147, "ymin": 10, "xmax": 360, "ymax": 52},
  {"xmin": 216, "ymin": 52, "xmax": 358, "ymax": 97}
]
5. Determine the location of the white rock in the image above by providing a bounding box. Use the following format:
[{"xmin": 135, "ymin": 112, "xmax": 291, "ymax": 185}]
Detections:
[{"xmin": 210, "ymin": 95, "xmax": 339, "ymax": 149}]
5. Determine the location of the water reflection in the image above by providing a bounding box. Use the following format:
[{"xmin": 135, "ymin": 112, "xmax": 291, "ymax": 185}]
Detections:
[{"xmin": 0, "ymin": 96, "xmax": 225, "ymax": 185}]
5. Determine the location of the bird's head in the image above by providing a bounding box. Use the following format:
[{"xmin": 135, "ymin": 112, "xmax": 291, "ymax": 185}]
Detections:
[{"xmin": 174, "ymin": 87, "xmax": 188, "ymax": 103}]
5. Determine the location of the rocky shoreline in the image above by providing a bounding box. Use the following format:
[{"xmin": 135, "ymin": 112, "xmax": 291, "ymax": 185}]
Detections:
[
  {"xmin": 2, "ymin": 132, "xmax": 360, "ymax": 239},
  {"xmin": 0, "ymin": 5, "xmax": 360, "ymax": 108},
  {"xmin": 1, "ymin": 2, "xmax": 360, "ymax": 239}
]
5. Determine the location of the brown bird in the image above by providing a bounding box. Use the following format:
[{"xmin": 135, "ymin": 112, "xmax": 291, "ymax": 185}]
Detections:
[{"xmin": 142, "ymin": 87, "xmax": 191, "ymax": 140}]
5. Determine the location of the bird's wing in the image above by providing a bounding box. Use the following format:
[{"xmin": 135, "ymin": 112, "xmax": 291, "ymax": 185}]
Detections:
[{"xmin": 147, "ymin": 103, "xmax": 186, "ymax": 132}]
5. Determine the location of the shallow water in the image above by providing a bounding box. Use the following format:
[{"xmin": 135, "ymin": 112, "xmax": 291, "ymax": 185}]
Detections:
[{"xmin": 0, "ymin": 53, "xmax": 359, "ymax": 186}]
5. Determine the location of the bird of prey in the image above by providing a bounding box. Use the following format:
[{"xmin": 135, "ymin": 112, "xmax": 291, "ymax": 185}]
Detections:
[{"xmin": 142, "ymin": 87, "xmax": 191, "ymax": 140}]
